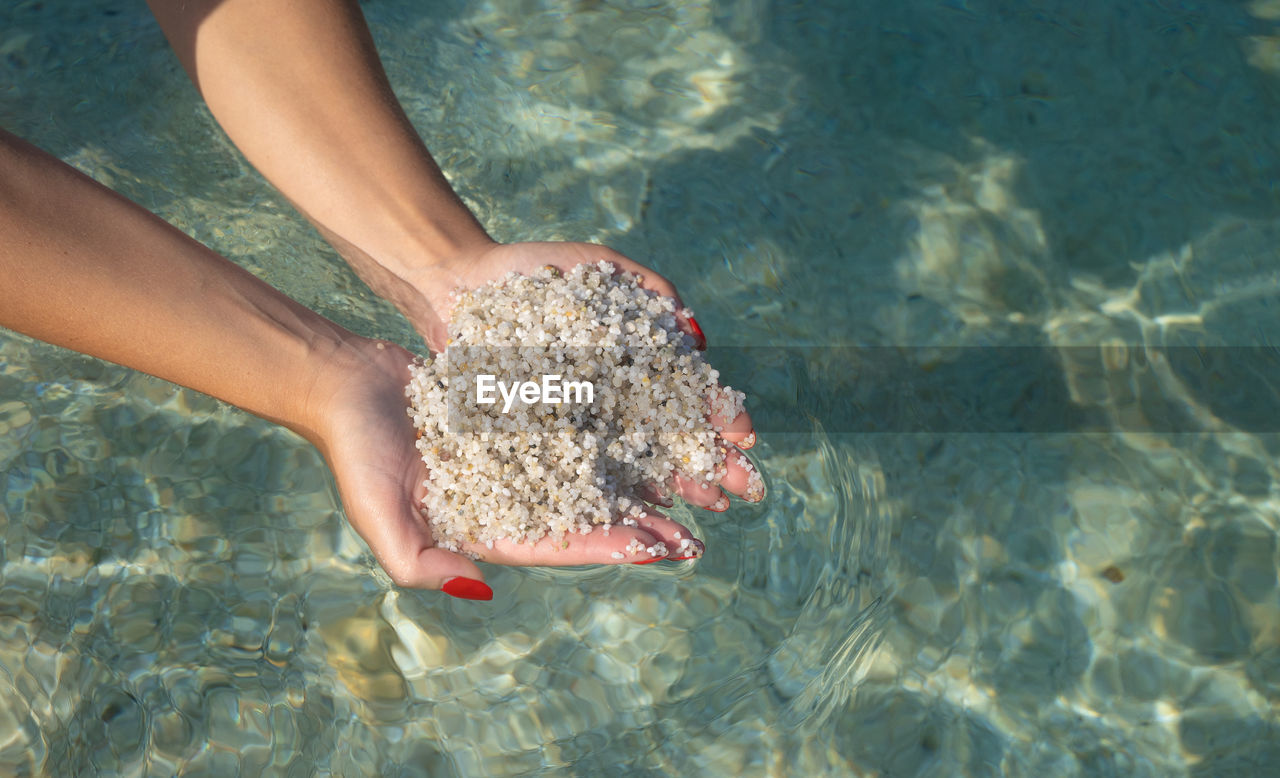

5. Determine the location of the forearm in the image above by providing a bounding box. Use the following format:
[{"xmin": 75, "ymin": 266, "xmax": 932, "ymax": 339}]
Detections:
[
  {"xmin": 145, "ymin": 0, "xmax": 494, "ymax": 294},
  {"xmin": 0, "ymin": 130, "xmax": 352, "ymax": 445}
]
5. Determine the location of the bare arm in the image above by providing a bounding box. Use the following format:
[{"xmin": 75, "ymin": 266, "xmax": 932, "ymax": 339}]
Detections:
[
  {"xmin": 144, "ymin": 0, "xmax": 695, "ymax": 353},
  {"xmin": 145, "ymin": 0, "xmax": 494, "ymax": 342},
  {"xmin": 0, "ymin": 129, "xmax": 344, "ymax": 444},
  {"xmin": 0, "ymin": 130, "xmax": 499, "ymax": 594}
]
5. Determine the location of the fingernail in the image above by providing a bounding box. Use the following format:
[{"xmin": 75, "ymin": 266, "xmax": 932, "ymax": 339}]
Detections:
[
  {"xmin": 670, "ymin": 538, "xmax": 704, "ymax": 560},
  {"xmin": 737, "ymin": 430, "xmax": 756, "ymax": 450},
  {"xmin": 632, "ymin": 556, "xmax": 665, "ymax": 565},
  {"xmin": 741, "ymin": 461, "xmax": 765, "ymax": 503},
  {"xmin": 687, "ymin": 316, "xmax": 707, "ymax": 350},
  {"xmin": 442, "ymin": 577, "xmax": 493, "ymax": 600},
  {"xmin": 710, "ymin": 495, "xmax": 730, "ymax": 512}
]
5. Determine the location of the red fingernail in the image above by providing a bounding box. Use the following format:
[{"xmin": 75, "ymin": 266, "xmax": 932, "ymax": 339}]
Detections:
[
  {"xmin": 667, "ymin": 555, "xmax": 700, "ymax": 561},
  {"xmin": 442, "ymin": 577, "xmax": 493, "ymax": 600},
  {"xmin": 632, "ymin": 556, "xmax": 666, "ymax": 565},
  {"xmin": 687, "ymin": 316, "xmax": 707, "ymax": 350}
]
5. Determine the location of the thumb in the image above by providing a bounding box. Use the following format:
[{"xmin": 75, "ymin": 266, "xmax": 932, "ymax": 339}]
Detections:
[
  {"xmin": 332, "ymin": 469, "xmax": 492, "ymax": 599},
  {"xmin": 413, "ymin": 548, "xmax": 493, "ymax": 600},
  {"xmin": 370, "ymin": 530, "xmax": 492, "ymax": 599}
]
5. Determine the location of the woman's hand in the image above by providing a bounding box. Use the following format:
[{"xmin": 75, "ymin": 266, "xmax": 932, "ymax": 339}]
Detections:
[
  {"xmin": 305, "ymin": 238, "xmax": 761, "ymax": 596},
  {"xmin": 308, "ymin": 337, "xmax": 748, "ymax": 598}
]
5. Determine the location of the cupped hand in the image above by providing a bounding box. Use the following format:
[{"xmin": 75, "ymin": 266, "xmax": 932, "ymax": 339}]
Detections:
[
  {"xmin": 412, "ymin": 240, "xmax": 761, "ymax": 512},
  {"xmin": 314, "ymin": 242, "xmax": 761, "ymax": 596},
  {"xmin": 308, "ymin": 336, "xmax": 757, "ymax": 597},
  {"xmin": 406, "ymin": 241, "xmax": 694, "ymax": 353}
]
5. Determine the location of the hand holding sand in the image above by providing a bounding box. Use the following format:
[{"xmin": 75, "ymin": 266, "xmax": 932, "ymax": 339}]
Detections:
[
  {"xmin": 314, "ymin": 253, "xmax": 761, "ymax": 598},
  {"xmin": 406, "ymin": 262, "xmax": 762, "ymax": 552},
  {"xmin": 310, "ymin": 314, "xmax": 760, "ymax": 599}
]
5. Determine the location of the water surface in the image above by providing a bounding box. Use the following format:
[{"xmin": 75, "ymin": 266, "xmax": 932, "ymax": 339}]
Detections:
[{"xmin": 3, "ymin": 0, "xmax": 1280, "ymax": 774}]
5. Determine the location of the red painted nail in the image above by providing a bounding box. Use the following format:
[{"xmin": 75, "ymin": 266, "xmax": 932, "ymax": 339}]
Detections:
[
  {"xmin": 667, "ymin": 555, "xmax": 700, "ymax": 561},
  {"xmin": 687, "ymin": 316, "xmax": 707, "ymax": 350},
  {"xmin": 632, "ymin": 556, "xmax": 666, "ymax": 565},
  {"xmin": 442, "ymin": 577, "xmax": 493, "ymax": 600}
]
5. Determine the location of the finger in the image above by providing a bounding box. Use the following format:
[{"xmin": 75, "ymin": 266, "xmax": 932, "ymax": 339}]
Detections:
[
  {"xmin": 331, "ymin": 456, "xmax": 492, "ymax": 596},
  {"xmin": 466, "ymin": 526, "xmax": 662, "ymax": 566},
  {"xmin": 598, "ymin": 249, "xmax": 702, "ymax": 348},
  {"xmin": 420, "ymin": 550, "xmax": 493, "ymax": 599},
  {"xmin": 462, "ymin": 509, "xmax": 700, "ymax": 565},
  {"xmin": 710, "ymin": 402, "xmax": 755, "ymax": 450},
  {"xmin": 675, "ymin": 308, "xmax": 707, "ymax": 350},
  {"xmin": 671, "ymin": 472, "xmax": 730, "ymax": 512},
  {"xmin": 716, "ymin": 448, "xmax": 765, "ymax": 503},
  {"xmin": 632, "ymin": 512, "xmax": 706, "ymax": 560},
  {"xmin": 635, "ymin": 482, "xmax": 674, "ymax": 508},
  {"xmin": 605, "ymin": 251, "xmax": 684, "ymax": 309},
  {"xmin": 377, "ymin": 523, "xmax": 487, "ymax": 593},
  {"xmin": 353, "ymin": 500, "xmax": 490, "ymax": 594}
]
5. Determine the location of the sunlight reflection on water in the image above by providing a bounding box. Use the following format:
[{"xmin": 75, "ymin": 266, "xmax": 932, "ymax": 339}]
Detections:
[{"xmin": 3, "ymin": 0, "xmax": 1280, "ymax": 774}]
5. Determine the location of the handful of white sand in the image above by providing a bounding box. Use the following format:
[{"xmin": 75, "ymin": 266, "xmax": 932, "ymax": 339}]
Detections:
[{"xmin": 405, "ymin": 262, "xmax": 755, "ymax": 553}]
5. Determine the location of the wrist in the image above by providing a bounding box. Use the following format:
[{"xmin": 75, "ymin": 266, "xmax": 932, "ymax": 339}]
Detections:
[
  {"xmin": 320, "ymin": 215, "xmax": 496, "ymax": 341},
  {"xmin": 297, "ymin": 333, "xmax": 414, "ymax": 455}
]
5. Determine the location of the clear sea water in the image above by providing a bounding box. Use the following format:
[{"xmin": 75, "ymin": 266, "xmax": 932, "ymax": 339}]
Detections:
[{"xmin": 3, "ymin": 0, "xmax": 1280, "ymax": 775}]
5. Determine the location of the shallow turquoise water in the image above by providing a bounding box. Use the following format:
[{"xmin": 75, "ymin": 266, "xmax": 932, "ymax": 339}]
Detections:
[{"xmin": 4, "ymin": 0, "xmax": 1280, "ymax": 775}]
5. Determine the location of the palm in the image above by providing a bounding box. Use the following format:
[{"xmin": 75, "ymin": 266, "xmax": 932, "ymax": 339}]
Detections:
[
  {"xmin": 318, "ymin": 242, "xmax": 756, "ymax": 591},
  {"xmin": 317, "ymin": 343, "xmax": 445, "ymax": 587},
  {"xmin": 412, "ymin": 241, "xmax": 684, "ymax": 352},
  {"xmin": 316, "ymin": 339, "xmax": 704, "ymax": 589}
]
